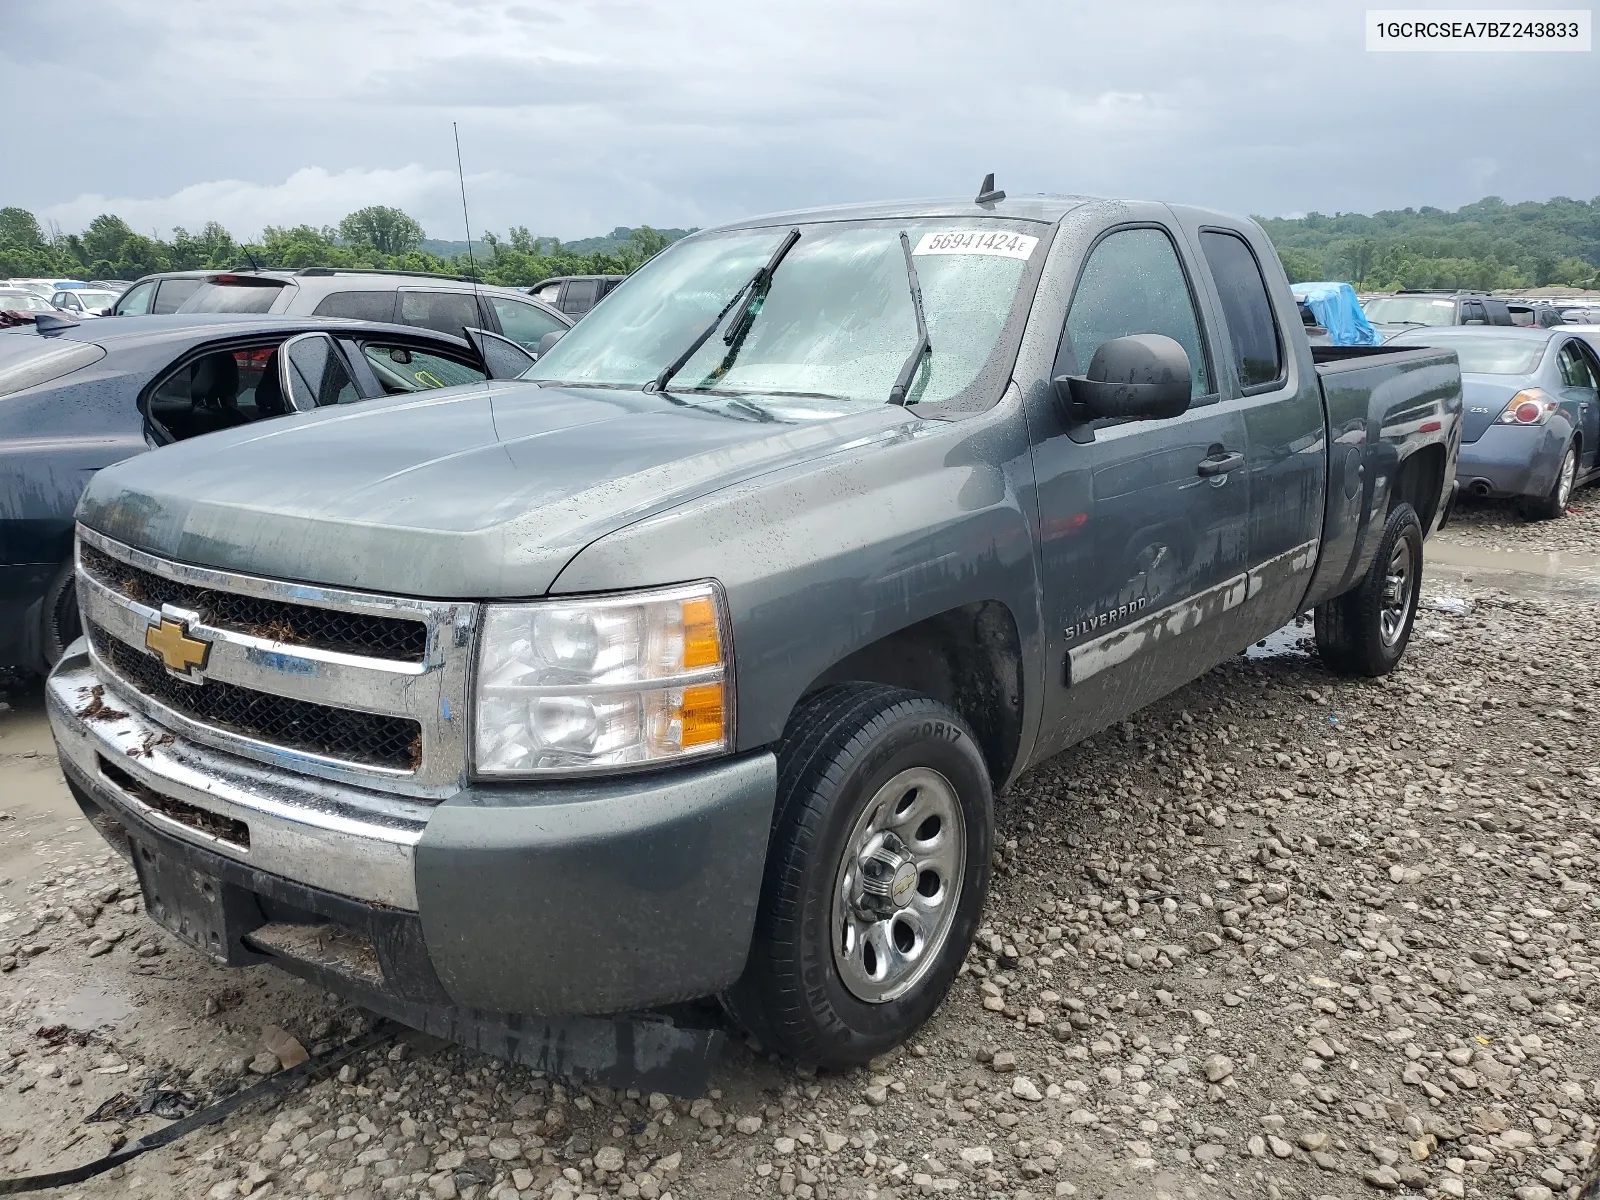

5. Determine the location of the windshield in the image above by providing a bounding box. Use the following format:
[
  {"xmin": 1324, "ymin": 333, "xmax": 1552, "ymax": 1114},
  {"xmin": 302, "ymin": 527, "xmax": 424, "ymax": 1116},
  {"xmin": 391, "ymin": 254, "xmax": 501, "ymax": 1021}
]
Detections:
[
  {"xmin": 1363, "ymin": 296, "xmax": 1456, "ymax": 327},
  {"xmin": 1390, "ymin": 333, "xmax": 1547, "ymax": 375},
  {"xmin": 73, "ymin": 291, "xmax": 117, "ymax": 309},
  {"xmin": 524, "ymin": 220, "xmax": 1044, "ymax": 406}
]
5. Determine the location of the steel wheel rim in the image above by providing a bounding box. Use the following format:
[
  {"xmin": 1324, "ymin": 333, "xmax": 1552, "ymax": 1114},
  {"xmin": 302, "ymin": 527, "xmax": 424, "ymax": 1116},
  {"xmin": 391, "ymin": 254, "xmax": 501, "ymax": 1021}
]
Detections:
[
  {"xmin": 1558, "ymin": 448, "xmax": 1576, "ymax": 509},
  {"xmin": 1380, "ymin": 536, "xmax": 1414, "ymax": 646},
  {"xmin": 831, "ymin": 766, "xmax": 967, "ymax": 1004}
]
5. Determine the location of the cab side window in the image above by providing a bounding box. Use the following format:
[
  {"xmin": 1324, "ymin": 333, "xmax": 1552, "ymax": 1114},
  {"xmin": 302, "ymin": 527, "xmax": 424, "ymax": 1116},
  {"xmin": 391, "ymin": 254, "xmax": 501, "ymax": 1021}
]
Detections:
[
  {"xmin": 152, "ymin": 278, "xmax": 200, "ymax": 315},
  {"xmin": 1199, "ymin": 230, "xmax": 1283, "ymax": 392},
  {"xmin": 1460, "ymin": 300, "xmax": 1487, "ymax": 325},
  {"xmin": 397, "ymin": 290, "xmax": 480, "ymax": 338},
  {"xmin": 359, "ymin": 342, "xmax": 488, "ymax": 394},
  {"xmin": 115, "ymin": 281, "xmax": 154, "ymax": 315},
  {"xmin": 146, "ymin": 342, "xmax": 295, "ymax": 442},
  {"xmin": 1064, "ymin": 227, "xmax": 1210, "ymax": 399},
  {"xmin": 1557, "ymin": 341, "xmax": 1597, "ymax": 391},
  {"xmin": 313, "ymin": 290, "xmax": 397, "ymax": 321},
  {"xmin": 490, "ymin": 296, "xmax": 566, "ymax": 350}
]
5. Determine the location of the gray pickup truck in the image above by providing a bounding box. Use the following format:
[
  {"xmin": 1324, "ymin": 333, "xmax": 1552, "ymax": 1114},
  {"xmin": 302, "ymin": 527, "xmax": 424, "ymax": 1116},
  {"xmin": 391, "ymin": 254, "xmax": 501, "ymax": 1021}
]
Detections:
[{"xmin": 47, "ymin": 191, "xmax": 1462, "ymax": 1090}]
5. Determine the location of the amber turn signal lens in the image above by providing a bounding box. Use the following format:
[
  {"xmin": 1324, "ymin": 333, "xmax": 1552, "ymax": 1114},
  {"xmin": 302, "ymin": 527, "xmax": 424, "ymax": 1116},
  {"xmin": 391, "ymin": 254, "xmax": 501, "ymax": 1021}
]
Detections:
[
  {"xmin": 679, "ymin": 683, "xmax": 726, "ymax": 748},
  {"xmin": 681, "ymin": 596, "xmax": 722, "ymax": 670}
]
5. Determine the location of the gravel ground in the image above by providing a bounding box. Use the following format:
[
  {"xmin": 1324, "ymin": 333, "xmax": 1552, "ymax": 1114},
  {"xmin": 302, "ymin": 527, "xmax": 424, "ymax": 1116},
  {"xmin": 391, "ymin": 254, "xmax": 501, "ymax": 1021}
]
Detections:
[
  {"xmin": 1, "ymin": 511, "xmax": 1597, "ymax": 1200},
  {"xmin": 1439, "ymin": 484, "xmax": 1600, "ymax": 555}
]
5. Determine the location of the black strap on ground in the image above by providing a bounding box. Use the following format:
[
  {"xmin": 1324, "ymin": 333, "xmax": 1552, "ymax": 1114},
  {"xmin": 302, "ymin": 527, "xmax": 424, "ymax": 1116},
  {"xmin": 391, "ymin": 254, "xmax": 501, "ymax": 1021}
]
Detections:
[{"xmin": 0, "ymin": 1022, "xmax": 397, "ymax": 1195}]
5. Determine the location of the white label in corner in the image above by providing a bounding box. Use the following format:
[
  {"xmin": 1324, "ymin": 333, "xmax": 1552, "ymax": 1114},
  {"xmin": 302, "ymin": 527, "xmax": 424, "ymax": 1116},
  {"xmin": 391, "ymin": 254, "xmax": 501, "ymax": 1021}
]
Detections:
[{"xmin": 913, "ymin": 230, "xmax": 1039, "ymax": 259}]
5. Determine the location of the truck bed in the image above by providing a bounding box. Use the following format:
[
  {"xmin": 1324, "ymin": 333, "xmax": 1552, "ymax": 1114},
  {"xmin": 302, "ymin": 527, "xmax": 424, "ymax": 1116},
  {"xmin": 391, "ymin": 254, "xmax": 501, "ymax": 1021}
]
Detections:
[{"xmin": 1302, "ymin": 342, "xmax": 1462, "ymax": 609}]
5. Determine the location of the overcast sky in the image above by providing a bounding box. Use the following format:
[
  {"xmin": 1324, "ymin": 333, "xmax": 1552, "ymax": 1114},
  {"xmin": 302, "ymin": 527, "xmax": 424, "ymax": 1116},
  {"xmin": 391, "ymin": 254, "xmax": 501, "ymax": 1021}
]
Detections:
[{"xmin": 4, "ymin": 0, "xmax": 1597, "ymax": 242}]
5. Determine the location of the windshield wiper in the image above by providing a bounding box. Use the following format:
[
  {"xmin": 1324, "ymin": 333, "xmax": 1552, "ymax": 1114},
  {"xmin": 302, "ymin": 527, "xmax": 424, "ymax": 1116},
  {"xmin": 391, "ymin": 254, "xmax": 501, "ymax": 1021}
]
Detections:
[
  {"xmin": 649, "ymin": 228, "xmax": 801, "ymax": 394},
  {"xmin": 888, "ymin": 230, "xmax": 931, "ymax": 405}
]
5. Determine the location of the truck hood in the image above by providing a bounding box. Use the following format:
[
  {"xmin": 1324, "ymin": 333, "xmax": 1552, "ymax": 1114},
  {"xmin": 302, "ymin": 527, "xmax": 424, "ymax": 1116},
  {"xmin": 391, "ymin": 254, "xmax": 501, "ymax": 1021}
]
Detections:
[{"xmin": 78, "ymin": 381, "xmax": 915, "ymax": 597}]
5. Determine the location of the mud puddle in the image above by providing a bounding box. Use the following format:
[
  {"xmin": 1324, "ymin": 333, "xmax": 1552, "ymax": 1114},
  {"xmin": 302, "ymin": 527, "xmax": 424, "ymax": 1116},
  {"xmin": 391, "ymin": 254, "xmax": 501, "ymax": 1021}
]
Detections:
[{"xmin": 1429, "ymin": 537, "xmax": 1600, "ymax": 600}]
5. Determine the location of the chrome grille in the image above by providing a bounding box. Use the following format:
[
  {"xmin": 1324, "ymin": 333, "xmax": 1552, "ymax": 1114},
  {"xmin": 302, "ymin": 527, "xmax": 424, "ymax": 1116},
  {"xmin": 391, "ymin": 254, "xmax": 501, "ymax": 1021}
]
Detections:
[
  {"xmin": 74, "ymin": 525, "xmax": 475, "ymax": 798},
  {"xmin": 90, "ymin": 626, "xmax": 422, "ymax": 771},
  {"xmin": 80, "ymin": 543, "xmax": 427, "ymax": 662}
]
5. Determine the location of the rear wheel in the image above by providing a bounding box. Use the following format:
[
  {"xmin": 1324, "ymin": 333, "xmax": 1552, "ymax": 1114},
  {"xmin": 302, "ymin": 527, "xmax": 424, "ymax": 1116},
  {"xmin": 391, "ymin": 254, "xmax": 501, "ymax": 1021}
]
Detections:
[
  {"xmin": 1314, "ymin": 503, "xmax": 1423, "ymax": 677},
  {"xmin": 1522, "ymin": 441, "xmax": 1577, "ymax": 521},
  {"xmin": 725, "ymin": 683, "xmax": 992, "ymax": 1068}
]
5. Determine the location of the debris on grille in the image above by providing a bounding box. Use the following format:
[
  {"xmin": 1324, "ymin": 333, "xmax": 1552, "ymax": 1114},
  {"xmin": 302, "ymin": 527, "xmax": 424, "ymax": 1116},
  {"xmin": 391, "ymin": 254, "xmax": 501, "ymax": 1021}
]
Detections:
[
  {"xmin": 79, "ymin": 542, "xmax": 429, "ymax": 663},
  {"xmin": 90, "ymin": 626, "xmax": 422, "ymax": 772},
  {"xmin": 98, "ymin": 754, "xmax": 250, "ymax": 848}
]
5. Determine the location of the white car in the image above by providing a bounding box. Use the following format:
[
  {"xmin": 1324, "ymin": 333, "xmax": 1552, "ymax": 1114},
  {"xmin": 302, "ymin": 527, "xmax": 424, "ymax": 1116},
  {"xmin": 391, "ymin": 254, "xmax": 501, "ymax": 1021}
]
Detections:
[
  {"xmin": 50, "ymin": 289, "xmax": 120, "ymax": 318},
  {"xmin": 0, "ymin": 287, "xmax": 60, "ymax": 314}
]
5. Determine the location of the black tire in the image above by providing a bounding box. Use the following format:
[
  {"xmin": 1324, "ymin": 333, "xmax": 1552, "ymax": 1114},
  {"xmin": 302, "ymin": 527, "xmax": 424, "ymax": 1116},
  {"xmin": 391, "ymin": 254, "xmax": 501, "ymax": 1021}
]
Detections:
[
  {"xmin": 36, "ymin": 557, "xmax": 81, "ymax": 673},
  {"xmin": 1314, "ymin": 503, "xmax": 1423, "ymax": 678},
  {"xmin": 1521, "ymin": 440, "xmax": 1578, "ymax": 521},
  {"xmin": 725, "ymin": 683, "xmax": 993, "ymax": 1069}
]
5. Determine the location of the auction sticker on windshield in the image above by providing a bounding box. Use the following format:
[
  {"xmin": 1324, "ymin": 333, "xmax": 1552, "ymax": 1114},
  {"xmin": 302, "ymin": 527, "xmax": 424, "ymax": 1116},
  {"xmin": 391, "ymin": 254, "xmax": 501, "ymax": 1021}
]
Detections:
[{"xmin": 913, "ymin": 230, "xmax": 1039, "ymax": 259}]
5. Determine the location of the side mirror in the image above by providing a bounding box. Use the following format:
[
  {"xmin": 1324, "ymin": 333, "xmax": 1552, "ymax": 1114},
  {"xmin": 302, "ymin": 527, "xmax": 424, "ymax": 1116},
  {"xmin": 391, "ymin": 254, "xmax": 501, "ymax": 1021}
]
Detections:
[
  {"xmin": 536, "ymin": 329, "xmax": 567, "ymax": 356},
  {"xmin": 1054, "ymin": 333, "xmax": 1192, "ymax": 423}
]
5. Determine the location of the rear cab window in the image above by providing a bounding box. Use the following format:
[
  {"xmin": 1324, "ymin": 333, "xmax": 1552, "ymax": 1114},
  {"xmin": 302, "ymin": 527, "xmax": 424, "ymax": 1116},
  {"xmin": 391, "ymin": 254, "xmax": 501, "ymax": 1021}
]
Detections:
[{"xmin": 1199, "ymin": 230, "xmax": 1283, "ymax": 393}]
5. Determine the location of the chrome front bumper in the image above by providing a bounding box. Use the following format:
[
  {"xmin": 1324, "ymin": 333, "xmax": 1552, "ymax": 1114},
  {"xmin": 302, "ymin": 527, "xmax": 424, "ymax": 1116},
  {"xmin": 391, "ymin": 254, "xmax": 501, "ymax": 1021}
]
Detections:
[{"xmin": 47, "ymin": 644, "xmax": 429, "ymax": 909}]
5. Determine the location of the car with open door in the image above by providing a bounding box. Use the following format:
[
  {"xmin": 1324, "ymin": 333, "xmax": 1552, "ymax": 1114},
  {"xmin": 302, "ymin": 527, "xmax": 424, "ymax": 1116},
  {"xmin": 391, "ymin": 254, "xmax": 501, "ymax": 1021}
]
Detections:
[
  {"xmin": 0, "ymin": 313, "xmax": 534, "ymax": 674},
  {"xmin": 112, "ymin": 269, "xmax": 572, "ymax": 353}
]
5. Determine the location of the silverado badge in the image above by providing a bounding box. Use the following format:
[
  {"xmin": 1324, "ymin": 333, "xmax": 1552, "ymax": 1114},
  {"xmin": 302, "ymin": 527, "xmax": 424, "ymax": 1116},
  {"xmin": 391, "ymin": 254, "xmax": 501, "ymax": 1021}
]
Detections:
[{"xmin": 145, "ymin": 617, "xmax": 210, "ymax": 679}]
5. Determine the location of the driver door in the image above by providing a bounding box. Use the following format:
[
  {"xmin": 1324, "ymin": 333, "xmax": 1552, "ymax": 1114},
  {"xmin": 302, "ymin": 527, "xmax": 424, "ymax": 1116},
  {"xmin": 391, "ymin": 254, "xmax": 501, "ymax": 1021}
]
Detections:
[{"xmin": 1028, "ymin": 222, "xmax": 1251, "ymax": 759}]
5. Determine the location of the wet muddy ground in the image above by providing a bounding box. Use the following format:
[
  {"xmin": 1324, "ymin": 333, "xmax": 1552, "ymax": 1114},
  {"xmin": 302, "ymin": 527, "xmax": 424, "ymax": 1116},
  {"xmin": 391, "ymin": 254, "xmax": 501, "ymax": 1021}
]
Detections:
[{"xmin": 0, "ymin": 495, "xmax": 1595, "ymax": 1200}]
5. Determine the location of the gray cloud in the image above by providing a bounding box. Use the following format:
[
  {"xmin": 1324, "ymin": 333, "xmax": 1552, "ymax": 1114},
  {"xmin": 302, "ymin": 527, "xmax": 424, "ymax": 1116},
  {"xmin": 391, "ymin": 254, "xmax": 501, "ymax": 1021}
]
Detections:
[{"xmin": 2, "ymin": 0, "xmax": 1595, "ymax": 241}]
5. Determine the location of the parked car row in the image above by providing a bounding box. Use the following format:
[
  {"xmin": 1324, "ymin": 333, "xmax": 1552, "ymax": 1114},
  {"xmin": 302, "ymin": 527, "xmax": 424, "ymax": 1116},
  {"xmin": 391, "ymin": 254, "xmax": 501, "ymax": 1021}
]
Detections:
[{"xmin": 0, "ymin": 312, "xmax": 539, "ymax": 673}]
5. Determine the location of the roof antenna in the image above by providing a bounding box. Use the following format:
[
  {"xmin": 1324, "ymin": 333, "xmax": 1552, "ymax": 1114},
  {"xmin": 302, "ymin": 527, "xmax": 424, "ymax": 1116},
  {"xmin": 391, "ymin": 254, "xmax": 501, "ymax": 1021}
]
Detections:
[
  {"xmin": 453, "ymin": 122, "xmax": 482, "ymax": 288},
  {"xmin": 241, "ymin": 245, "xmax": 263, "ymax": 273},
  {"xmin": 975, "ymin": 172, "xmax": 1005, "ymax": 206}
]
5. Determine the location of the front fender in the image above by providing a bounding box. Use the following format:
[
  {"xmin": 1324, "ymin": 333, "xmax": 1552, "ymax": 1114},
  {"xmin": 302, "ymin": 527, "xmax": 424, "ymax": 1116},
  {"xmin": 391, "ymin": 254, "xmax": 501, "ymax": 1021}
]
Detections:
[{"xmin": 550, "ymin": 407, "xmax": 1044, "ymax": 757}]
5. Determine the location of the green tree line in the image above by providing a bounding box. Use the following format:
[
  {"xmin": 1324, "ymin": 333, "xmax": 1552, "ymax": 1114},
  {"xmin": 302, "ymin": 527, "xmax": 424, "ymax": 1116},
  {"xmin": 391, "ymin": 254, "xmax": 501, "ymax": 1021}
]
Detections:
[
  {"xmin": 0, "ymin": 204, "xmax": 683, "ymax": 287},
  {"xmin": 9, "ymin": 195, "xmax": 1599, "ymax": 294},
  {"xmin": 1261, "ymin": 195, "xmax": 1600, "ymax": 291}
]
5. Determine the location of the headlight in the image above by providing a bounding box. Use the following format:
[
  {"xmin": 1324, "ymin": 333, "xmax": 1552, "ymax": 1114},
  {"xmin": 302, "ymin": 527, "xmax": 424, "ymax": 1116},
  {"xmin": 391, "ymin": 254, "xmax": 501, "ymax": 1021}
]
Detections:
[{"xmin": 473, "ymin": 583, "xmax": 732, "ymax": 776}]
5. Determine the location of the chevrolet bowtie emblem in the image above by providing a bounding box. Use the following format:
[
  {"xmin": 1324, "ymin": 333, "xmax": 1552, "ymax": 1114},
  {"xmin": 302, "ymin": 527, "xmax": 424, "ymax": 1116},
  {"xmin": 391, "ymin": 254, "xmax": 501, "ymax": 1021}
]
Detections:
[{"xmin": 145, "ymin": 617, "xmax": 210, "ymax": 677}]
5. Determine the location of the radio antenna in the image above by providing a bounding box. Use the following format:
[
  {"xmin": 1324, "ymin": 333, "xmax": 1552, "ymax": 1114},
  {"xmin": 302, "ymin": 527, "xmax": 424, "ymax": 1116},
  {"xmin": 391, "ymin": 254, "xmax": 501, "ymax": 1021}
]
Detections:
[{"xmin": 453, "ymin": 122, "xmax": 481, "ymax": 286}]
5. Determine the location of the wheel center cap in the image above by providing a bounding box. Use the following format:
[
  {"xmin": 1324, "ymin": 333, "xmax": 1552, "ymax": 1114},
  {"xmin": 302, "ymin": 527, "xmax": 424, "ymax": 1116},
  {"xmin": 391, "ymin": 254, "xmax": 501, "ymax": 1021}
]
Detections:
[{"xmin": 856, "ymin": 834, "xmax": 917, "ymax": 917}]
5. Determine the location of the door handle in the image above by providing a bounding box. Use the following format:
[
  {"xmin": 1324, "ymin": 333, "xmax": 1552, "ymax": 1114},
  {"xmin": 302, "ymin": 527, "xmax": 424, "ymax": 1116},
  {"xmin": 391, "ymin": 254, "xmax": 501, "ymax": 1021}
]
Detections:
[{"xmin": 1197, "ymin": 451, "xmax": 1244, "ymax": 477}]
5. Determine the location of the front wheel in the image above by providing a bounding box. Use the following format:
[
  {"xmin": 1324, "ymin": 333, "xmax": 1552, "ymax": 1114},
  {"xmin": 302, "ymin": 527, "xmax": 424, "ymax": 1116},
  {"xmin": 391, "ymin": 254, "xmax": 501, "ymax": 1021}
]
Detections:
[
  {"xmin": 725, "ymin": 684, "xmax": 993, "ymax": 1068},
  {"xmin": 1314, "ymin": 502, "xmax": 1423, "ymax": 677},
  {"xmin": 1522, "ymin": 440, "xmax": 1578, "ymax": 521}
]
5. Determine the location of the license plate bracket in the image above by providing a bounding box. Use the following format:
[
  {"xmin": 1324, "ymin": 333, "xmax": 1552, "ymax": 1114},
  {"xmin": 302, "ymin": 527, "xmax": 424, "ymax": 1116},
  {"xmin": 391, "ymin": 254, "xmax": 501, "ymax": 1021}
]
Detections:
[{"xmin": 130, "ymin": 837, "xmax": 265, "ymax": 965}]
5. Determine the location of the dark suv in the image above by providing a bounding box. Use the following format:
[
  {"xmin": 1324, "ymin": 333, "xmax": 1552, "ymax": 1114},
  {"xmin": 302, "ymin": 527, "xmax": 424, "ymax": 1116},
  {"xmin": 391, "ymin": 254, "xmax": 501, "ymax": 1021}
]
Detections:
[
  {"xmin": 112, "ymin": 269, "xmax": 571, "ymax": 352},
  {"xmin": 525, "ymin": 274, "xmax": 626, "ymax": 317}
]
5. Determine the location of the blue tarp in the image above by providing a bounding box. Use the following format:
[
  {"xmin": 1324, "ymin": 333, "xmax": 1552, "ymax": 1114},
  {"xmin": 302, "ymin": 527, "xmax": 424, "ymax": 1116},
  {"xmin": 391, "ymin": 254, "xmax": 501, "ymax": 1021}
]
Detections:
[{"xmin": 1292, "ymin": 281, "xmax": 1382, "ymax": 346}]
